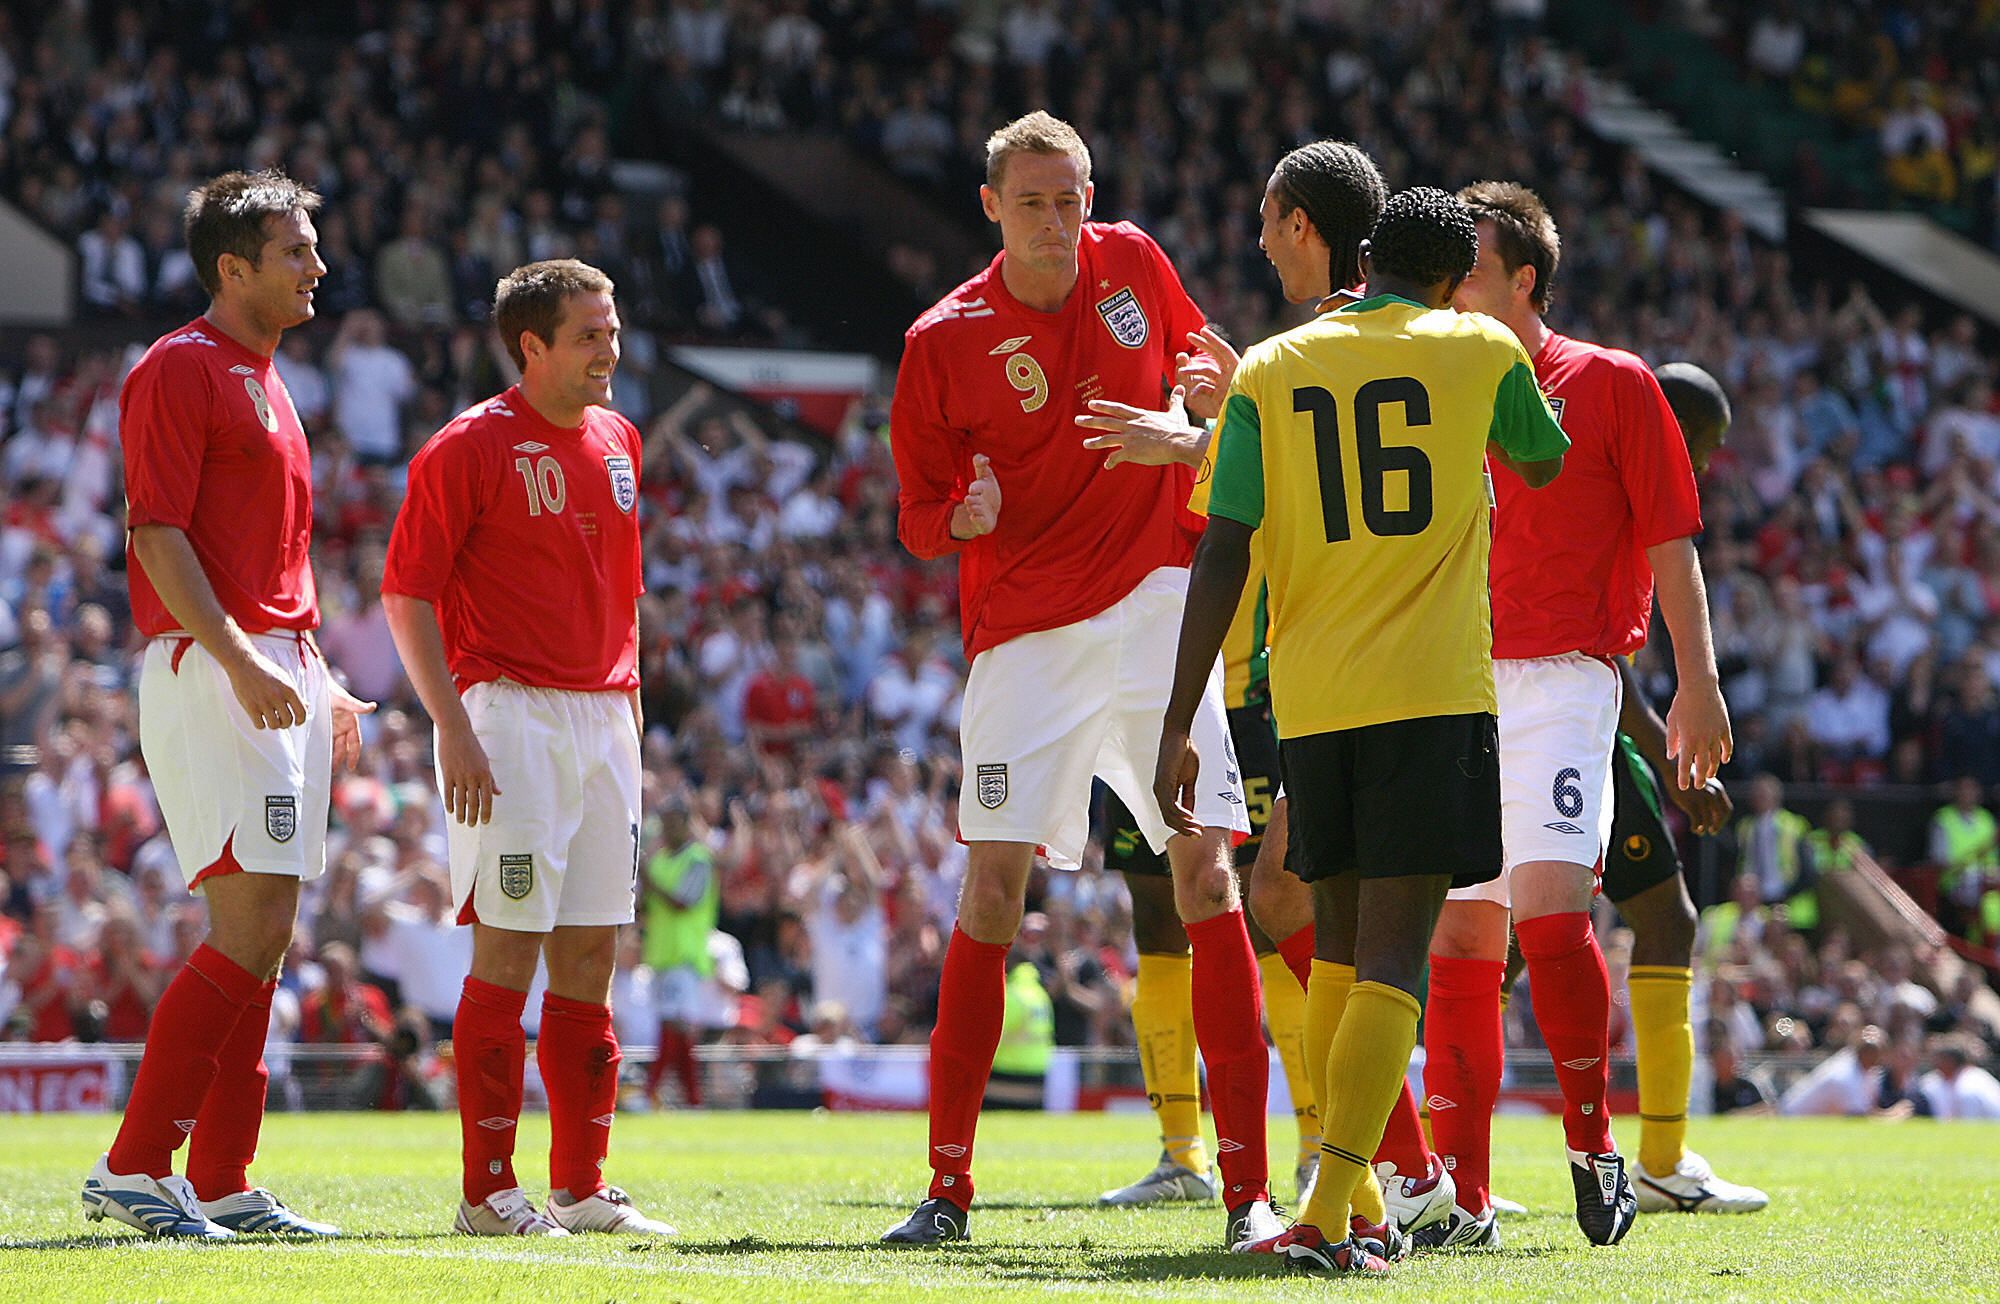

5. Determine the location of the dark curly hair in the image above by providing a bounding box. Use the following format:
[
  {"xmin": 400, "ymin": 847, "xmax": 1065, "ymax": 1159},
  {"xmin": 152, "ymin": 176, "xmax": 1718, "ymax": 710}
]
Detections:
[
  {"xmin": 1269, "ymin": 140, "xmax": 1387, "ymax": 295},
  {"xmin": 1368, "ymin": 187, "xmax": 1479, "ymax": 291}
]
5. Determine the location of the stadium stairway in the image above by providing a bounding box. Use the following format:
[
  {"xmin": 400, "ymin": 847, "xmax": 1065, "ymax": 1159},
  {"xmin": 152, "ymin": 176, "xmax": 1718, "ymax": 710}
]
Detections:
[{"xmin": 1823, "ymin": 852, "xmax": 2000, "ymax": 1038}]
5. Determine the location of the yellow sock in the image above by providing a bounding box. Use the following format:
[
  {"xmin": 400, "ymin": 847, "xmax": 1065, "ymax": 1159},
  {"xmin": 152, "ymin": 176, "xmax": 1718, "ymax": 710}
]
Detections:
[
  {"xmin": 1629, "ymin": 965, "xmax": 1695, "ymax": 1176},
  {"xmin": 1302, "ymin": 982, "xmax": 1420, "ymax": 1233},
  {"xmin": 1304, "ymin": 961, "xmax": 1385, "ymax": 1225},
  {"xmin": 1134, "ymin": 952, "xmax": 1208, "ymax": 1175},
  {"xmin": 1259, "ymin": 952, "xmax": 1319, "ymax": 1165}
]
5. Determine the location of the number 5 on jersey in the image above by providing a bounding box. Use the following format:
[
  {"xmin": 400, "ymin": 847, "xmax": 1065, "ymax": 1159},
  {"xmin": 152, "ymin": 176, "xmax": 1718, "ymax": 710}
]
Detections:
[{"xmin": 515, "ymin": 455, "xmax": 567, "ymax": 516}]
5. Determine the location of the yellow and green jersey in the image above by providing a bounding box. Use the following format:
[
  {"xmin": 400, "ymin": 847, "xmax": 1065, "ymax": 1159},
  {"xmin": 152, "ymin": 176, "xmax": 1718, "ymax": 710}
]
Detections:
[{"xmin": 1205, "ymin": 294, "xmax": 1568, "ymax": 738}]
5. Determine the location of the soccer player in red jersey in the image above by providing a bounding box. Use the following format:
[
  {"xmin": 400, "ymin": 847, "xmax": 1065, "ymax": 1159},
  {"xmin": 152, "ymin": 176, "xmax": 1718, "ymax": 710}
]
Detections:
[
  {"xmin": 83, "ymin": 171, "xmax": 375, "ymax": 1239},
  {"xmin": 382, "ymin": 260, "xmax": 672, "ymax": 1238},
  {"xmin": 1415, "ymin": 182, "xmax": 1733, "ymax": 1250},
  {"xmin": 878, "ymin": 112, "xmax": 1269, "ymax": 1250}
]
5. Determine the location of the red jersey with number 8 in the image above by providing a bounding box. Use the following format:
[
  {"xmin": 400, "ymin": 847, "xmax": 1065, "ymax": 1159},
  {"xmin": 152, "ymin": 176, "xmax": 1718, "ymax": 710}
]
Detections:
[
  {"xmin": 383, "ymin": 386, "xmax": 644, "ymax": 692},
  {"xmin": 891, "ymin": 221, "xmax": 1207, "ymax": 658},
  {"xmin": 122, "ymin": 317, "xmax": 318, "ymax": 637}
]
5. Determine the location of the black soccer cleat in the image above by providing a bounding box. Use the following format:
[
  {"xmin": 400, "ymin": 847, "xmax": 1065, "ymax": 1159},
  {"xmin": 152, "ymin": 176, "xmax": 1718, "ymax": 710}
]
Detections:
[
  {"xmin": 1568, "ymin": 1149, "xmax": 1638, "ymax": 1246},
  {"xmin": 880, "ymin": 1197, "xmax": 970, "ymax": 1246}
]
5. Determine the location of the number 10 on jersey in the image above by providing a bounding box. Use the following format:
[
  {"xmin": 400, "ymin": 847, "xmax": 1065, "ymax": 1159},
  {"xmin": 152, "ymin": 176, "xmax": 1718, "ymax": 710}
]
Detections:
[{"xmin": 515, "ymin": 455, "xmax": 568, "ymax": 516}]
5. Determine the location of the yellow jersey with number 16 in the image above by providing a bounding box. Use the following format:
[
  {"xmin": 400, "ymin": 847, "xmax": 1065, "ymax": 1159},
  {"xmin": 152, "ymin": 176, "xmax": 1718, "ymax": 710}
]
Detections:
[{"xmin": 1204, "ymin": 294, "xmax": 1568, "ymax": 738}]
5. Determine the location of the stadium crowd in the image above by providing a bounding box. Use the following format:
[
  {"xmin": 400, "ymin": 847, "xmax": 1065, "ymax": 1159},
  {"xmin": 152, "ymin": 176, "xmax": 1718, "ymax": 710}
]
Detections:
[{"xmin": 0, "ymin": 1, "xmax": 1997, "ymax": 1112}]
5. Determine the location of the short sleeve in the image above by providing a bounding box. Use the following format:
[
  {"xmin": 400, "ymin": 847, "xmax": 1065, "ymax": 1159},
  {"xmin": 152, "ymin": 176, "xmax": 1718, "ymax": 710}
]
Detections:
[
  {"xmin": 120, "ymin": 350, "xmax": 213, "ymax": 531},
  {"xmin": 1487, "ymin": 354, "xmax": 1570, "ymax": 464},
  {"xmin": 1205, "ymin": 355, "xmax": 1265, "ymax": 529},
  {"xmin": 382, "ymin": 431, "xmax": 483, "ymax": 602},
  {"xmin": 1614, "ymin": 361, "xmax": 1704, "ymax": 547},
  {"xmin": 621, "ymin": 415, "xmax": 647, "ymax": 599}
]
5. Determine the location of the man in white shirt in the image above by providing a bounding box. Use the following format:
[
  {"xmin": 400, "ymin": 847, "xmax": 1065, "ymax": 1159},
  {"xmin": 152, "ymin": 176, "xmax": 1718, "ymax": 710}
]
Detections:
[
  {"xmin": 1780, "ymin": 1026, "xmax": 1887, "ymax": 1116},
  {"xmin": 330, "ymin": 310, "xmax": 417, "ymax": 464},
  {"xmin": 1918, "ymin": 1035, "xmax": 2000, "ymax": 1120}
]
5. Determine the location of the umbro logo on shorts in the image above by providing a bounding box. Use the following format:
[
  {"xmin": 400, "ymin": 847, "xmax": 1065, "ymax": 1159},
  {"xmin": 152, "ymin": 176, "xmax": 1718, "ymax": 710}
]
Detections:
[
  {"xmin": 1543, "ymin": 821, "xmax": 1587, "ymax": 835},
  {"xmin": 265, "ymin": 795, "xmax": 297, "ymax": 843},
  {"xmin": 499, "ymin": 854, "xmax": 534, "ymax": 900},
  {"xmin": 975, "ymin": 764, "xmax": 1008, "ymax": 810}
]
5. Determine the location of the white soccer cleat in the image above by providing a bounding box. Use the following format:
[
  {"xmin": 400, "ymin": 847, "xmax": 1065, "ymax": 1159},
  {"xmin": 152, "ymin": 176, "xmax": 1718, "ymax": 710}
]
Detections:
[
  {"xmin": 1295, "ymin": 1154, "xmax": 1320, "ymax": 1208},
  {"xmin": 1634, "ymin": 1149, "xmax": 1769, "ymax": 1215},
  {"xmin": 80, "ymin": 1153, "xmax": 233, "ymax": 1239},
  {"xmin": 1489, "ymin": 1193, "xmax": 1528, "ymax": 1215},
  {"xmin": 546, "ymin": 1185, "xmax": 677, "ymax": 1235},
  {"xmin": 1376, "ymin": 1158, "xmax": 1457, "ymax": 1234},
  {"xmin": 1098, "ymin": 1152, "xmax": 1219, "ymax": 1206},
  {"xmin": 453, "ymin": 1187, "xmax": 571, "ymax": 1236},
  {"xmin": 1226, "ymin": 1197, "xmax": 1286, "ymax": 1252},
  {"xmin": 201, "ymin": 1187, "xmax": 341, "ymax": 1236}
]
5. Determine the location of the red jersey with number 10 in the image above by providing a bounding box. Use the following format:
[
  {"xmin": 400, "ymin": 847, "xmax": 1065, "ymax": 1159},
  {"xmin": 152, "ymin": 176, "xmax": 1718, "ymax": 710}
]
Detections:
[
  {"xmin": 891, "ymin": 221, "xmax": 1207, "ymax": 658},
  {"xmin": 1489, "ymin": 332, "xmax": 1703, "ymax": 660},
  {"xmin": 382, "ymin": 387, "xmax": 644, "ymax": 692},
  {"xmin": 122, "ymin": 317, "xmax": 318, "ymax": 637}
]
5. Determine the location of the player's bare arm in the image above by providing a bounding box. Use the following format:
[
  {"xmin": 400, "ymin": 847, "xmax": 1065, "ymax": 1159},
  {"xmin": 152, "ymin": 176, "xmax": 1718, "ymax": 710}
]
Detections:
[
  {"xmin": 380, "ymin": 593, "xmax": 501, "ymax": 825},
  {"xmin": 1615, "ymin": 658, "xmax": 1730, "ymax": 834},
  {"xmin": 130, "ymin": 524, "xmax": 306, "ymax": 730},
  {"xmin": 1076, "ymin": 384, "xmax": 1206, "ymax": 468},
  {"xmin": 949, "ymin": 453, "xmax": 1001, "ymax": 539},
  {"xmin": 300, "ymin": 632, "xmax": 379, "ymax": 772},
  {"xmin": 1647, "ymin": 535, "xmax": 1732, "ymax": 790},
  {"xmin": 1155, "ymin": 518, "xmax": 1254, "ymax": 836}
]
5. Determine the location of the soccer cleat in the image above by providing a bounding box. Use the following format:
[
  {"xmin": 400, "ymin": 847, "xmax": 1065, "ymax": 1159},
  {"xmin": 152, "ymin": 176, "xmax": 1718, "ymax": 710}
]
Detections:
[
  {"xmin": 547, "ymin": 1185, "xmax": 677, "ymax": 1235},
  {"xmin": 1275, "ymin": 1224, "xmax": 1390, "ymax": 1276},
  {"xmin": 1568, "ymin": 1149, "xmax": 1638, "ymax": 1246},
  {"xmin": 1350, "ymin": 1213, "xmax": 1410, "ymax": 1263},
  {"xmin": 1410, "ymin": 1201, "xmax": 1502, "ymax": 1250},
  {"xmin": 1490, "ymin": 1193, "xmax": 1528, "ymax": 1214},
  {"xmin": 1634, "ymin": 1149, "xmax": 1769, "ymax": 1215},
  {"xmin": 1294, "ymin": 1154, "xmax": 1319, "ymax": 1208},
  {"xmin": 81, "ymin": 1155, "xmax": 233, "ymax": 1239},
  {"xmin": 880, "ymin": 1197, "xmax": 970, "ymax": 1245},
  {"xmin": 201, "ymin": 1188, "xmax": 340, "ymax": 1236},
  {"xmin": 1097, "ymin": 1152, "xmax": 1218, "ymax": 1206},
  {"xmin": 454, "ymin": 1187, "xmax": 571, "ymax": 1236},
  {"xmin": 1225, "ymin": 1197, "xmax": 1284, "ymax": 1252},
  {"xmin": 1377, "ymin": 1157, "xmax": 1457, "ymax": 1235}
]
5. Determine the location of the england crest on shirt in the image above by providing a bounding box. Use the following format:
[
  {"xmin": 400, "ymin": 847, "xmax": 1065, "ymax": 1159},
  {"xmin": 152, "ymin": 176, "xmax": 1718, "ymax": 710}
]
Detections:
[
  {"xmin": 604, "ymin": 454, "xmax": 636, "ymax": 512},
  {"xmin": 1095, "ymin": 286, "xmax": 1148, "ymax": 348}
]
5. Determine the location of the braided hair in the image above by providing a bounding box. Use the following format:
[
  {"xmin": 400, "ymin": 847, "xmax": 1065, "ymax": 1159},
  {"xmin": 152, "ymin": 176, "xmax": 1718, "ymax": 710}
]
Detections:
[
  {"xmin": 1368, "ymin": 187, "xmax": 1479, "ymax": 291},
  {"xmin": 1269, "ymin": 141, "xmax": 1386, "ymax": 294}
]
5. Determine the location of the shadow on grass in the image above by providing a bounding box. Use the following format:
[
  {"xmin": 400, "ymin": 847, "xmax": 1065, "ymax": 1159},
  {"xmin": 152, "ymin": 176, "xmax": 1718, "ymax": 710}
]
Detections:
[
  {"xmin": 1, "ymin": 1231, "xmax": 458, "ymax": 1251},
  {"xmin": 827, "ymin": 1198, "xmax": 1116, "ymax": 1213}
]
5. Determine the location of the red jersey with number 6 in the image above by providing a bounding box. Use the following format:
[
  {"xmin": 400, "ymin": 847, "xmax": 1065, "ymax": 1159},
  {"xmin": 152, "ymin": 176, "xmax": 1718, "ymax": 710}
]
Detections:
[
  {"xmin": 891, "ymin": 221, "xmax": 1207, "ymax": 659},
  {"xmin": 1489, "ymin": 332, "xmax": 1704, "ymax": 660},
  {"xmin": 122, "ymin": 317, "xmax": 318, "ymax": 637},
  {"xmin": 382, "ymin": 386, "xmax": 644, "ymax": 692}
]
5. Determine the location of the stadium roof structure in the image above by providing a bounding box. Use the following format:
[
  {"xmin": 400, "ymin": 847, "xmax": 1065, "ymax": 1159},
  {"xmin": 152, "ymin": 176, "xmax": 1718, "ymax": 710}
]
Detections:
[{"xmin": 1802, "ymin": 209, "xmax": 2000, "ymax": 332}]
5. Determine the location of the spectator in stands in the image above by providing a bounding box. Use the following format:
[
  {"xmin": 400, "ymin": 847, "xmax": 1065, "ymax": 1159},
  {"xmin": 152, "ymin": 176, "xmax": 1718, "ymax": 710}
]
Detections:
[
  {"xmin": 1781, "ymin": 1023, "xmax": 1887, "ymax": 1115},
  {"xmin": 77, "ymin": 210, "xmax": 147, "ymax": 316},
  {"xmin": 300, "ymin": 943, "xmax": 394, "ymax": 1047},
  {"xmin": 1708, "ymin": 1036, "xmax": 1775, "ymax": 1115},
  {"xmin": 1805, "ymin": 798, "xmax": 1871, "ymax": 875},
  {"xmin": 328, "ymin": 310, "xmax": 419, "ymax": 465},
  {"xmin": 1930, "ymin": 776, "xmax": 1999, "ymax": 936},
  {"xmin": 1807, "ymin": 658, "xmax": 1892, "ymax": 777},
  {"xmin": 1918, "ymin": 1034, "xmax": 2000, "ymax": 1120},
  {"xmin": 1734, "ymin": 775, "xmax": 1817, "ymax": 908}
]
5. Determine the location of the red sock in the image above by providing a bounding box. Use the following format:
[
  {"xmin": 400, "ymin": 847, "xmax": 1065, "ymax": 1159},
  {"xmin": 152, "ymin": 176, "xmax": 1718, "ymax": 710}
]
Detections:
[
  {"xmin": 1423, "ymin": 955, "xmax": 1504, "ymax": 1212},
  {"xmin": 454, "ymin": 977, "xmax": 528, "ymax": 1204},
  {"xmin": 926, "ymin": 925, "xmax": 1008, "ymax": 1208},
  {"xmin": 1514, "ymin": 912, "xmax": 1615, "ymax": 1155},
  {"xmin": 108, "ymin": 944, "xmax": 261, "ymax": 1179},
  {"xmin": 187, "ymin": 978, "xmax": 276, "ymax": 1200},
  {"xmin": 1186, "ymin": 908, "xmax": 1269, "ymax": 1206},
  {"xmin": 1276, "ymin": 924, "xmax": 1314, "ymax": 993},
  {"xmin": 538, "ymin": 993, "xmax": 620, "ymax": 1201},
  {"xmin": 1373, "ymin": 1079, "xmax": 1434, "ymax": 1175}
]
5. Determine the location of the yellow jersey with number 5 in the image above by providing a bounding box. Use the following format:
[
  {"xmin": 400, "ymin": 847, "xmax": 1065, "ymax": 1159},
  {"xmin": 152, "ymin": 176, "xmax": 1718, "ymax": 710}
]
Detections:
[{"xmin": 1204, "ymin": 294, "xmax": 1567, "ymax": 738}]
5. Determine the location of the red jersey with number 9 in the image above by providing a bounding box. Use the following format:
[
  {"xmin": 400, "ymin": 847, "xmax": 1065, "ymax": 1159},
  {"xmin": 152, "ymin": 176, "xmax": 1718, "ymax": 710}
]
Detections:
[
  {"xmin": 382, "ymin": 386, "xmax": 644, "ymax": 692},
  {"xmin": 890, "ymin": 221, "xmax": 1207, "ymax": 659},
  {"xmin": 122, "ymin": 317, "xmax": 318, "ymax": 637}
]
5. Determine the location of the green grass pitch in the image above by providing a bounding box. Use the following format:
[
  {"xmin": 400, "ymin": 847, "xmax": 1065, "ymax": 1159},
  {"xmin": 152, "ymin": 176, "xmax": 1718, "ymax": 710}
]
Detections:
[{"xmin": 1, "ymin": 1111, "xmax": 1990, "ymax": 1301}]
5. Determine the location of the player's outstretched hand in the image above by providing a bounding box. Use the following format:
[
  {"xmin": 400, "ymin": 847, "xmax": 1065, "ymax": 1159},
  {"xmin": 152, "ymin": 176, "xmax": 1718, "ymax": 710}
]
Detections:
[
  {"xmin": 1665, "ymin": 678, "xmax": 1733, "ymax": 792},
  {"xmin": 1153, "ymin": 727, "xmax": 1202, "ymax": 838},
  {"xmin": 1173, "ymin": 326, "xmax": 1241, "ymax": 422},
  {"xmin": 226, "ymin": 646, "xmax": 309, "ymax": 731},
  {"xmin": 1667, "ymin": 772, "xmax": 1732, "ymax": 836},
  {"xmin": 329, "ymin": 681, "xmax": 378, "ymax": 773},
  {"xmin": 956, "ymin": 453, "xmax": 1001, "ymax": 537},
  {"xmin": 438, "ymin": 722, "xmax": 502, "ymax": 825},
  {"xmin": 1076, "ymin": 386, "xmax": 1204, "ymax": 469}
]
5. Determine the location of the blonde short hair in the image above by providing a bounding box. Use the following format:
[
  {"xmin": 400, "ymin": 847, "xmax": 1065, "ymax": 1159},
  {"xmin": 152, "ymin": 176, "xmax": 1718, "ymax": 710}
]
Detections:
[{"xmin": 984, "ymin": 111, "xmax": 1092, "ymax": 191}]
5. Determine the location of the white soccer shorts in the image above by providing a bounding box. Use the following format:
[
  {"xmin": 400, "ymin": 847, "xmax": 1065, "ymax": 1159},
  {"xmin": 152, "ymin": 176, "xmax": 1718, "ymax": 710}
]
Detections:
[
  {"xmin": 445, "ymin": 680, "xmax": 642, "ymax": 933},
  {"xmin": 1448, "ymin": 652, "xmax": 1620, "ymax": 908},
  {"xmin": 958, "ymin": 565, "xmax": 1248, "ymax": 868},
  {"xmin": 139, "ymin": 630, "xmax": 332, "ymax": 886}
]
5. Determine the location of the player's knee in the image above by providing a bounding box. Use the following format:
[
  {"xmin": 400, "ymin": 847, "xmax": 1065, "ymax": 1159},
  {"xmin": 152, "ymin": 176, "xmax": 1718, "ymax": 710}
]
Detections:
[
  {"xmin": 1429, "ymin": 902, "xmax": 1506, "ymax": 961},
  {"xmin": 1628, "ymin": 884, "xmax": 1699, "ymax": 965},
  {"xmin": 1173, "ymin": 861, "xmax": 1238, "ymax": 924},
  {"xmin": 956, "ymin": 870, "xmax": 1025, "ymax": 944},
  {"xmin": 1246, "ymin": 860, "xmax": 1303, "ymax": 941}
]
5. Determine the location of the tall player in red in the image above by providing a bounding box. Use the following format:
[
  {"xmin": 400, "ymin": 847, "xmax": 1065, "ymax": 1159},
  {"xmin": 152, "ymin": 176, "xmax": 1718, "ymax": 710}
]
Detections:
[
  {"xmin": 879, "ymin": 112, "xmax": 1271, "ymax": 1250},
  {"xmin": 1414, "ymin": 182, "xmax": 1733, "ymax": 1250},
  {"xmin": 383, "ymin": 260, "xmax": 673, "ymax": 1238},
  {"xmin": 84, "ymin": 171, "xmax": 374, "ymax": 1238}
]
